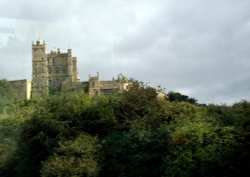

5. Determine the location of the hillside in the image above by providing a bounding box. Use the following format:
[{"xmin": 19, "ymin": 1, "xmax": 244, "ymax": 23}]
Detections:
[{"xmin": 0, "ymin": 80, "xmax": 249, "ymax": 177}]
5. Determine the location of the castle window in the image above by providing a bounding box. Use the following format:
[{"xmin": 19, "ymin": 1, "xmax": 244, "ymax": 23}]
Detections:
[
  {"xmin": 55, "ymin": 79, "xmax": 61, "ymax": 87},
  {"xmin": 48, "ymin": 58, "xmax": 52, "ymax": 65},
  {"xmin": 63, "ymin": 67, "xmax": 67, "ymax": 74},
  {"xmin": 55, "ymin": 67, "xmax": 59, "ymax": 74},
  {"xmin": 92, "ymin": 82, "xmax": 95, "ymax": 87},
  {"xmin": 48, "ymin": 67, "xmax": 52, "ymax": 74}
]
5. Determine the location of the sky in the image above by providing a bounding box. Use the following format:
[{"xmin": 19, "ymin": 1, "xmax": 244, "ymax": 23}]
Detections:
[{"xmin": 0, "ymin": 0, "xmax": 250, "ymax": 104}]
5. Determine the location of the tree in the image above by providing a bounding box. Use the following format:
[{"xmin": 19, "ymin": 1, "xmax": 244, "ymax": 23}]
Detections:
[
  {"xmin": 0, "ymin": 79, "xmax": 15, "ymax": 112},
  {"xmin": 2, "ymin": 81, "xmax": 250, "ymax": 177},
  {"xmin": 41, "ymin": 134, "xmax": 99, "ymax": 177},
  {"xmin": 114, "ymin": 80, "xmax": 168, "ymax": 130},
  {"xmin": 167, "ymin": 91, "xmax": 197, "ymax": 104},
  {"xmin": 164, "ymin": 122, "xmax": 237, "ymax": 177},
  {"xmin": 100, "ymin": 128, "xmax": 170, "ymax": 177}
]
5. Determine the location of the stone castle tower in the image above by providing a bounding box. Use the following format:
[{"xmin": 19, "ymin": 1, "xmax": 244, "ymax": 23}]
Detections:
[
  {"xmin": 8, "ymin": 40, "xmax": 130, "ymax": 101},
  {"xmin": 31, "ymin": 40, "xmax": 80, "ymax": 97}
]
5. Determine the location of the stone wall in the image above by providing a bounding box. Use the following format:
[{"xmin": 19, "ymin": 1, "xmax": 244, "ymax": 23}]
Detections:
[
  {"xmin": 88, "ymin": 73, "xmax": 128, "ymax": 95},
  {"xmin": 10, "ymin": 80, "xmax": 31, "ymax": 100},
  {"xmin": 31, "ymin": 40, "xmax": 48, "ymax": 97},
  {"xmin": 10, "ymin": 40, "xmax": 129, "ymax": 100},
  {"xmin": 31, "ymin": 40, "xmax": 80, "ymax": 97}
]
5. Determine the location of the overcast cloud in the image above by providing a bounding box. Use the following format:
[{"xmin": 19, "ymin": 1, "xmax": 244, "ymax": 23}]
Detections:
[{"xmin": 0, "ymin": 0, "xmax": 250, "ymax": 104}]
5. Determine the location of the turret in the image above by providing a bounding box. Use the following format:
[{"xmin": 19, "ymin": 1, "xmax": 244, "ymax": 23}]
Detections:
[
  {"xmin": 31, "ymin": 40, "xmax": 48, "ymax": 97},
  {"xmin": 88, "ymin": 72, "xmax": 100, "ymax": 95}
]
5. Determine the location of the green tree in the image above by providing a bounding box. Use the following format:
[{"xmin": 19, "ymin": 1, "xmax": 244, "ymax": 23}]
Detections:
[
  {"xmin": 1, "ymin": 80, "xmax": 250, "ymax": 177},
  {"xmin": 164, "ymin": 123, "xmax": 237, "ymax": 177},
  {"xmin": 167, "ymin": 91, "xmax": 197, "ymax": 104},
  {"xmin": 0, "ymin": 80, "xmax": 15, "ymax": 113},
  {"xmin": 100, "ymin": 128, "xmax": 170, "ymax": 177},
  {"xmin": 1, "ymin": 93, "xmax": 117, "ymax": 177},
  {"xmin": 114, "ymin": 80, "xmax": 168, "ymax": 130},
  {"xmin": 41, "ymin": 134, "xmax": 99, "ymax": 177}
]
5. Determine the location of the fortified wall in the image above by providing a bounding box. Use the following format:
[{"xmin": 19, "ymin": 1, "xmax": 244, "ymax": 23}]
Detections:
[
  {"xmin": 10, "ymin": 40, "xmax": 128, "ymax": 100},
  {"xmin": 88, "ymin": 73, "xmax": 128, "ymax": 95},
  {"xmin": 32, "ymin": 40, "xmax": 80, "ymax": 97},
  {"xmin": 9, "ymin": 80, "xmax": 31, "ymax": 100}
]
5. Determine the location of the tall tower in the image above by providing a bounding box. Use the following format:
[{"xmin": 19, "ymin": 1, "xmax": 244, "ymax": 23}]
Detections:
[{"xmin": 31, "ymin": 40, "xmax": 48, "ymax": 97}]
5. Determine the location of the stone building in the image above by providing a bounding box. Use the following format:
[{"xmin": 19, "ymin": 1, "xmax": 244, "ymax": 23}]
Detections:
[
  {"xmin": 9, "ymin": 80, "xmax": 32, "ymax": 100},
  {"xmin": 9, "ymin": 40, "xmax": 128, "ymax": 100},
  {"xmin": 88, "ymin": 73, "xmax": 128, "ymax": 95},
  {"xmin": 31, "ymin": 40, "xmax": 80, "ymax": 97}
]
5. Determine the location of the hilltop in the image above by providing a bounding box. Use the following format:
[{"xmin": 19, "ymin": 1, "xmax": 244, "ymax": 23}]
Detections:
[{"xmin": 0, "ymin": 79, "xmax": 249, "ymax": 177}]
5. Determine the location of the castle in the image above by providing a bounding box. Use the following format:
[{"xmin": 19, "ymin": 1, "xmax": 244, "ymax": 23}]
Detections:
[{"xmin": 10, "ymin": 40, "xmax": 128, "ymax": 100}]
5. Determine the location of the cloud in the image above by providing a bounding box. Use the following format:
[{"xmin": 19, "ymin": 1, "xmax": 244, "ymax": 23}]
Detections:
[{"xmin": 0, "ymin": 0, "xmax": 250, "ymax": 104}]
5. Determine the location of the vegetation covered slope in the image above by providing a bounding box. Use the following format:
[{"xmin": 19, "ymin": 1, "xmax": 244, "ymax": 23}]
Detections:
[{"xmin": 0, "ymin": 80, "xmax": 249, "ymax": 177}]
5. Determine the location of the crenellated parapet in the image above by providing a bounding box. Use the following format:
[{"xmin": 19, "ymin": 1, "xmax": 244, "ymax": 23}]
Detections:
[
  {"xmin": 31, "ymin": 40, "xmax": 80, "ymax": 97},
  {"xmin": 11, "ymin": 40, "xmax": 129, "ymax": 99}
]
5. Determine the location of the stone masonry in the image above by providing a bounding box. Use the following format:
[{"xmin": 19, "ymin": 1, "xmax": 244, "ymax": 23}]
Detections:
[
  {"xmin": 88, "ymin": 72, "xmax": 128, "ymax": 95},
  {"xmin": 10, "ymin": 40, "xmax": 128, "ymax": 100},
  {"xmin": 10, "ymin": 80, "xmax": 32, "ymax": 100},
  {"xmin": 31, "ymin": 40, "xmax": 80, "ymax": 97}
]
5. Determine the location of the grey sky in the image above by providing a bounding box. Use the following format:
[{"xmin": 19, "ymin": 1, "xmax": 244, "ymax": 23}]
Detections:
[{"xmin": 0, "ymin": 0, "xmax": 250, "ymax": 104}]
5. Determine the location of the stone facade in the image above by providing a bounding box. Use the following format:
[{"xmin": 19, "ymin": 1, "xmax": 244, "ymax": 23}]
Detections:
[
  {"xmin": 31, "ymin": 40, "xmax": 80, "ymax": 97},
  {"xmin": 9, "ymin": 80, "xmax": 32, "ymax": 100},
  {"xmin": 88, "ymin": 73, "xmax": 128, "ymax": 95},
  {"xmin": 10, "ymin": 40, "xmax": 128, "ymax": 100}
]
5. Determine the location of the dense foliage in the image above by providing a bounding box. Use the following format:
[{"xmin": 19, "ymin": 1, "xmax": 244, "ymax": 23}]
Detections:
[
  {"xmin": 0, "ymin": 80, "xmax": 15, "ymax": 113},
  {"xmin": 167, "ymin": 91, "xmax": 197, "ymax": 104},
  {"xmin": 0, "ymin": 81, "xmax": 249, "ymax": 177}
]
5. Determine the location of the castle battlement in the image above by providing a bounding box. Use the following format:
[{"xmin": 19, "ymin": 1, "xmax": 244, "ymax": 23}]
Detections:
[
  {"xmin": 32, "ymin": 40, "xmax": 45, "ymax": 46},
  {"xmin": 31, "ymin": 40, "xmax": 79, "ymax": 97},
  {"xmin": 10, "ymin": 40, "xmax": 128, "ymax": 100}
]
